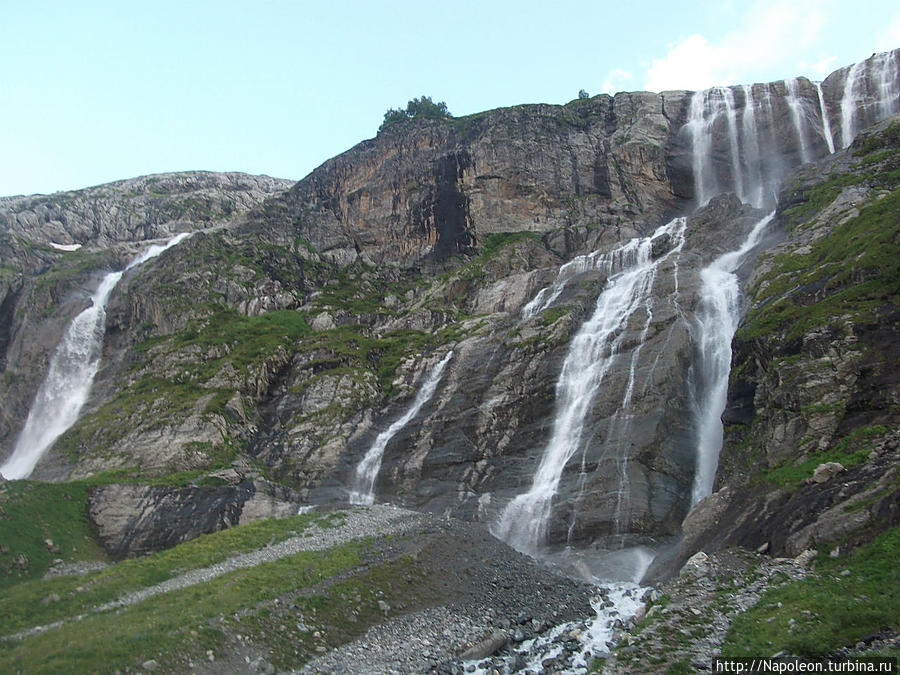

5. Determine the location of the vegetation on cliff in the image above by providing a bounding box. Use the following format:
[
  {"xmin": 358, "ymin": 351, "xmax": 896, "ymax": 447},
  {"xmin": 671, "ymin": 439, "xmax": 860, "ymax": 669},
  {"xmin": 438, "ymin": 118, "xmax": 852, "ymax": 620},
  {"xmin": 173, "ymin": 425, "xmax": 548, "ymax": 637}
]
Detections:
[{"xmin": 378, "ymin": 95, "xmax": 452, "ymax": 133}]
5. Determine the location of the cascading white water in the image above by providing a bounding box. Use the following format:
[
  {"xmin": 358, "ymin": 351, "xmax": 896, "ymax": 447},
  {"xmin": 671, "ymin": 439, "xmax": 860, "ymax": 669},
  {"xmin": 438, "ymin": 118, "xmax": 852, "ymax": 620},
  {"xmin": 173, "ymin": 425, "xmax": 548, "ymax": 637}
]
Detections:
[
  {"xmin": 689, "ymin": 84, "xmax": 787, "ymax": 208},
  {"xmin": 784, "ymin": 78, "xmax": 812, "ymax": 163},
  {"xmin": 687, "ymin": 88, "xmax": 744, "ymax": 206},
  {"xmin": 876, "ymin": 50, "xmax": 900, "ymax": 119},
  {"xmin": 687, "ymin": 90, "xmax": 718, "ymax": 207},
  {"xmin": 522, "ymin": 239, "xmax": 644, "ymax": 319},
  {"xmin": 689, "ymin": 212, "xmax": 774, "ymax": 505},
  {"xmin": 493, "ymin": 218, "xmax": 686, "ymax": 555},
  {"xmin": 815, "ymin": 81, "xmax": 837, "ymax": 154},
  {"xmin": 740, "ymin": 84, "xmax": 765, "ymax": 209},
  {"xmin": 0, "ymin": 232, "xmax": 191, "ymax": 480},
  {"xmin": 348, "ymin": 350, "xmax": 453, "ymax": 505},
  {"xmin": 839, "ymin": 51, "xmax": 900, "ymax": 148},
  {"xmin": 722, "ymin": 87, "xmax": 745, "ymax": 202},
  {"xmin": 841, "ymin": 61, "xmax": 865, "ymax": 149}
]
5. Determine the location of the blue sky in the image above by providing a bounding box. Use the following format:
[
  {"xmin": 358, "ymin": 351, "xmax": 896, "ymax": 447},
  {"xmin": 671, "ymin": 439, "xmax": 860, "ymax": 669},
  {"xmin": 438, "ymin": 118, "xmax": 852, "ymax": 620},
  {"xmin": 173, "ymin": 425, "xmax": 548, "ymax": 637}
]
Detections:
[{"xmin": 2, "ymin": 0, "xmax": 899, "ymax": 197}]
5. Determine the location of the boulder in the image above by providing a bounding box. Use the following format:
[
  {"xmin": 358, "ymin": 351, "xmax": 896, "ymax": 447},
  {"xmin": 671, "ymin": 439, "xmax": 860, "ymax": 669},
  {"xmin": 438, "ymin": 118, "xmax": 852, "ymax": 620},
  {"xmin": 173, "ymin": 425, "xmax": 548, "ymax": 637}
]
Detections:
[
  {"xmin": 88, "ymin": 479, "xmax": 303, "ymax": 557},
  {"xmin": 459, "ymin": 630, "xmax": 509, "ymax": 660},
  {"xmin": 809, "ymin": 462, "xmax": 845, "ymax": 484}
]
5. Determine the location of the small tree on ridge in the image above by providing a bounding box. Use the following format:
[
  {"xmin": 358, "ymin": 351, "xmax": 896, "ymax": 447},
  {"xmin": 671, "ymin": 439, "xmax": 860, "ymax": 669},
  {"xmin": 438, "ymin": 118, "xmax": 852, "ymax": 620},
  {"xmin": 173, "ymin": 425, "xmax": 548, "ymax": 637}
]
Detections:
[{"xmin": 379, "ymin": 95, "xmax": 452, "ymax": 132}]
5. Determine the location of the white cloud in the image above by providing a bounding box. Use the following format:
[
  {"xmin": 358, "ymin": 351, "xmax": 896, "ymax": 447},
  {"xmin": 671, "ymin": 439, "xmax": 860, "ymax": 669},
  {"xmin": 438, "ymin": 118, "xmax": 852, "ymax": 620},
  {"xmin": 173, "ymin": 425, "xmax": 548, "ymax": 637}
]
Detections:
[
  {"xmin": 798, "ymin": 56, "xmax": 838, "ymax": 80},
  {"xmin": 644, "ymin": 0, "xmax": 832, "ymax": 91},
  {"xmin": 875, "ymin": 11, "xmax": 900, "ymax": 52},
  {"xmin": 601, "ymin": 68, "xmax": 634, "ymax": 95}
]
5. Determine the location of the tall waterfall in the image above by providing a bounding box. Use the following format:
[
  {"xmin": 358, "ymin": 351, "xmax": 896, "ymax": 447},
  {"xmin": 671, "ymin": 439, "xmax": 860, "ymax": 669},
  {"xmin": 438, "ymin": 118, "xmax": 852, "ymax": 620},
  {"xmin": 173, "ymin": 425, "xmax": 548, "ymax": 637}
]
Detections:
[
  {"xmin": 686, "ymin": 49, "xmax": 899, "ymax": 212},
  {"xmin": 740, "ymin": 84, "xmax": 765, "ymax": 208},
  {"xmin": 689, "ymin": 212, "xmax": 775, "ymax": 505},
  {"xmin": 0, "ymin": 232, "xmax": 190, "ymax": 480},
  {"xmin": 688, "ymin": 84, "xmax": 777, "ymax": 208},
  {"xmin": 815, "ymin": 81, "xmax": 836, "ymax": 154},
  {"xmin": 784, "ymin": 78, "xmax": 812, "ymax": 163},
  {"xmin": 349, "ymin": 350, "xmax": 453, "ymax": 505},
  {"xmin": 490, "ymin": 50, "xmax": 900, "ymax": 564},
  {"xmin": 876, "ymin": 50, "xmax": 900, "ymax": 119},
  {"xmin": 841, "ymin": 61, "xmax": 866, "ymax": 149},
  {"xmin": 493, "ymin": 218, "xmax": 686, "ymax": 554},
  {"xmin": 687, "ymin": 88, "xmax": 736, "ymax": 206}
]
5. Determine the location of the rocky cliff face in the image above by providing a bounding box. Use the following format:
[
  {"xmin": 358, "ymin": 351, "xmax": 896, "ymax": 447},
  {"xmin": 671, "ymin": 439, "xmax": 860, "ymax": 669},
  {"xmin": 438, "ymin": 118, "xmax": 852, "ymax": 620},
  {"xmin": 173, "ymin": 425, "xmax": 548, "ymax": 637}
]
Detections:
[
  {"xmin": 242, "ymin": 92, "xmax": 691, "ymax": 267},
  {"xmin": 0, "ymin": 50, "xmax": 897, "ymax": 571}
]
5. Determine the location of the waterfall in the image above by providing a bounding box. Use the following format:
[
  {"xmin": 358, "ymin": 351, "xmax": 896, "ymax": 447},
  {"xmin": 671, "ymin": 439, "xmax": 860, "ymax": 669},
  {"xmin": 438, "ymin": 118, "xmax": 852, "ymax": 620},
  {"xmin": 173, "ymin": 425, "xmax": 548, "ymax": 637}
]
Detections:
[
  {"xmin": 0, "ymin": 232, "xmax": 191, "ymax": 480},
  {"xmin": 689, "ymin": 212, "xmax": 775, "ymax": 505},
  {"xmin": 522, "ymin": 239, "xmax": 645, "ymax": 319},
  {"xmin": 876, "ymin": 50, "xmax": 900, "ymax": 119},
  {"xmin": 493, "ymin": 218, "xmax": 686, "ymax": 554},
  {"xmin": 741, "ymin": 85, "xmax": 765, "ymax": 209},
  {"xmin": 840, "ymin": 50, "xmax": 900, "ymax": 149},
  {"xmin": 840, "ymin": 61, "xmax": 865, "ymax": 149},
  {"xmin": 690, "ymin": 84, "xmax": 781, "ymax": 209},
  {"xmin": 723, "ymin": 87, "xmax": 745, "ymax": 202},
  {"xmin": 687, "ymin": 90, "xmax": 718, "ymax": 207},
  {"xmin": 815, "ymin": 81, "xmax": 836, "ymax": 154},
  {"xmin": 687, "ymin": 87, "xmax": 744, "ymax": 206},
  {"xmin": 349, "ymin": 350, "xmax": 453, "ymax": 505},
  {"xmin": 784, "ymin": 78, "xmax": 812, "ymax": 163}
]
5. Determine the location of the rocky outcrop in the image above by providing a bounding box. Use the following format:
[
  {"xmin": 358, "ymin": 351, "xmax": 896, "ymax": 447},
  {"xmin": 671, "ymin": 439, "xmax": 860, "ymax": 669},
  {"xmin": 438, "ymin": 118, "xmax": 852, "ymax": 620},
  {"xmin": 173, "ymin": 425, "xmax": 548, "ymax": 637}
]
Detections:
[
  {"xmin": 87, "ymin": 479, "xmax": 304, "ymax": 557},
  {"xmin": 242, "ymin": 93, "xmax": 693, "ymax": 266},
  {"xmin": 0, "ymin": 171, "xmax": 293, "ymax": 248},
  {"xmin": 239, "ymin": 50, "xmax": 899, "ymax": 270}
]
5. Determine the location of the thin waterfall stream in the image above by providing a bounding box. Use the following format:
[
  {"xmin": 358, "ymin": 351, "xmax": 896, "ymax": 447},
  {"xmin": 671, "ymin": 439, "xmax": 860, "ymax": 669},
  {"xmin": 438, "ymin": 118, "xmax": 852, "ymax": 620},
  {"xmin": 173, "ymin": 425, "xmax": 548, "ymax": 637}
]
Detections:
[
  {"xmin": 0, "ymin": 232, "xmax": 191, "ymax": 480},
  {"xmin": 784, "ymin": 78, "xmax": 812, "ymax": 163},
  {"xmin": 815, "ymin": 81, "xmax": 836, "ymax": 154},
  {"xmin": 348, "ymin": 350, "xmax": 453, "ymax": 505}
]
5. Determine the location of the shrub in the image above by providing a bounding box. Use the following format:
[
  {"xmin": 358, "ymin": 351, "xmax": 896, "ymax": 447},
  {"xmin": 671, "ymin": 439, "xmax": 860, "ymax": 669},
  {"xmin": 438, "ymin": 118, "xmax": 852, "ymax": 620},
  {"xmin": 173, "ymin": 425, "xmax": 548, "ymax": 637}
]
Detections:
[{"xmin": 378, "ymin": 95, "xmax": 451, "ymax": 132}]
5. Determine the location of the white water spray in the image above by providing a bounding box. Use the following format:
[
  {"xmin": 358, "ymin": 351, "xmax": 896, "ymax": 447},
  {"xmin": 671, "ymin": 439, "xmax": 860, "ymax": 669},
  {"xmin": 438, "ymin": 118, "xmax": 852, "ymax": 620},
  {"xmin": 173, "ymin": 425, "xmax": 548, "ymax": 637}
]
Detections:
[
  {"xmin": 876, "ymin": 50, "xmax": 900, "ymax": 119},
  {"xmin": 690, "ymin": 213, "xmax": 774, "ymax": 505},
  {"xmin": 493, "ymin": 219, "xmax": 686, "ymax": 554},
  {"xmin": 0, "ymin": 232, "xmax": 191, "ymax": 480},
  {"xmin": 841, "ymin": 62, "xmax": 865, "ymax": 149},
  {"xmin": 522, "ymin": 239, "xmax": 646, "ymax": 319},
  {"xmin": 722, "ymin": 87, "xmax": 744, "ymax": 202},
  {"xmin": 815, "ymin": 81, "xmax": 836, "ymax": 154},
  {"xmin": 784, "ymin": 78, "xmax": 812, "ymax": 163},
  {"xmin": 348, "ymin": 351, "xmax": 453, "ymax": 505},
  {"xmin": 840, "ymin": 51, "xmax": 900, "ymax": 149},
  {"xmin": 740, "ymin": 85, "xmax": 765, "ymax": 209},
  {"xmin": 687, "ymin": 89, "xmax": 725, "ymax": 206}
]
